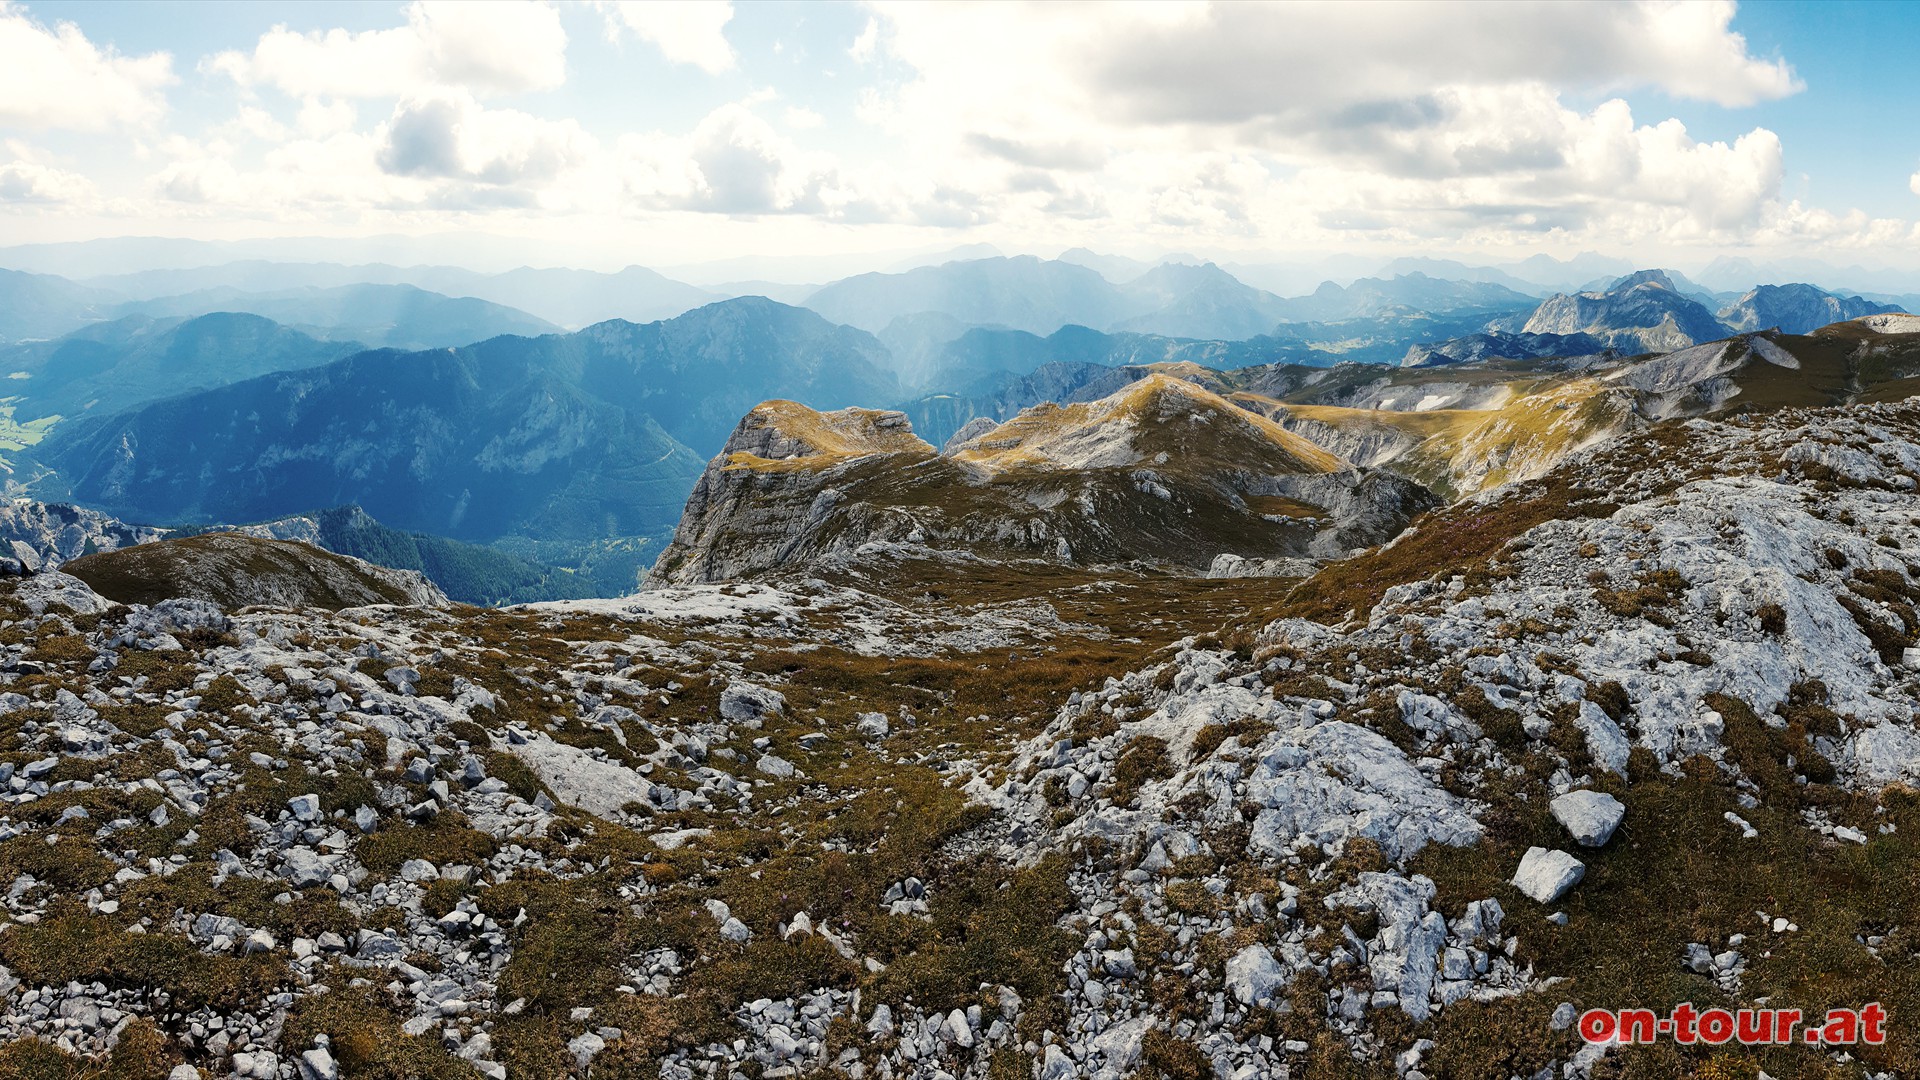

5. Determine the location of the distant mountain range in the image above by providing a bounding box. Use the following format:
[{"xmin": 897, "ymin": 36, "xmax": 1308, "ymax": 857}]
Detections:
[
  {"xmin": 1396, "ymin": 271, "xmax": 1908, "ymax": 366},
  {"xmin": 1514, "ymin": 269, "xmax": 1732, "ymax": 354},
  {"xmin": 0, "ymin": 245, "xmax": 1914, "ymax": 593},
  {"xmin": 110, "ymin": 283, "xmax": 560, "ymax": 349},
  {"xmin": 0, "ymin": 268, "xmax": 115, "ymax": 342},
  {"xmin": 1269, "ymin": 272, "xmax": 1539, "ymax": 322},
  {"xmin": 0, "ymin": 312, "xmax": 361, "ymax": 423},
  {"xmin": 805, "ymin": 255, "xmax": 1336, "ymax": 343},
  {"xmin": 0, "ymin": 260, "xmax": 725, "ymax": 343},
  {"xmin": 25, "ymin": 298, "xmax": 896, "ymax": 552}
]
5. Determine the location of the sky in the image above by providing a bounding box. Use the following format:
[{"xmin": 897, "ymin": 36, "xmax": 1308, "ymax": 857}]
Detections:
[{"xmin": 1, "ymin": 0, "xmax": 1918, "ymax": 274}]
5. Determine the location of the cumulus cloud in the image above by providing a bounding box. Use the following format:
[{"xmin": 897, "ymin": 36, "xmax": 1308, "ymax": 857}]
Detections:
[
  {"xmin": 0, "ymin": 143, "xmax": 93, "ymax": 203},
  {"xmin": 620, "ymin": 102, "xmax": 888, "ymax": 220},
  {"xmin": 207, "ymin": 1, "xmax": 567, "ymax": 99},
  {"xmin": 599, "ymin": 1, "xmax": 735, "ymax": 74},
  {"xmin": 852, "ymin": 0, "xmax": 1824, "ymax": 247},
  {"xmin": 377, "ymin": 91, "xmax": 592, "ymax": 186},
  {"xmin": 1911, "ymin": 168, "xmax": 1920, "ymax": 197},
  {"xmin": 0, "ymin": 2, "xmax": 173, "ymax": 131},
  {"xmin": 22, "ymin": 0, "xmax": 1909, "ymax": 263},
  {"xmin": 1074, "ymin": 0, "xmax": 1799, "ymax": 125}
]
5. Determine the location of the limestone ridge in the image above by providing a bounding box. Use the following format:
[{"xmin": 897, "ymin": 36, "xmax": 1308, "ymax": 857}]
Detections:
[
  {"xmin": 915, "ymin": 319, "xmax": 1920, "ymax": 506},
  {"xmin": 646, "ymin": 374, "xmax": 1435, "ymax": 586},
  {"xmin": 0, "ymin": 499, "xmax": 167, "ymax": 574},
  {"xmin": 646, "ymin": 403, "xmax": 937, "ymax": 585},
  {"xmin": 62, "ymin": 533, "xmax": 449, "ymax": 610},
  {"xmin": 1513, "ymin": 269, "xmax": 1733, "ymax": 354},
  {"xmin": 1717, "ymin": 283, "xmax": 1903, "ymax": 335}
]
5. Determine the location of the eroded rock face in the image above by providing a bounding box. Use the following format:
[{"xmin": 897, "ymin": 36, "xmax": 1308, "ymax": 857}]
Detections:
[
  {"xmin": 1717, "ymin": 283, "xmax": 1901, "ymax": 335},
  {"xmin": 647, "ymin": 376, "xmax": 1437, "ymax": 585},
  {"xmin": 645, "ymin": 402, "xmax": 936, "ymax": 586},
  {"xmin": 0, "ymin": 500, "xmax": 166, "ymax": 574},
  {"xmin": 1519, "ymin": 271, "xmax": 1731, "ymax": 354}
]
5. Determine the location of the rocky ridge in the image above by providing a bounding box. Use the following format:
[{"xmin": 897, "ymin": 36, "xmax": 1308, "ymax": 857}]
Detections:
[
  {"xmin": 1514, "ymin": 271, "xmax": 1732, "ymax": 355},
  {"xmin": 0, "ymin": 500, "xmax": 167, "ymax": 574},
  {"xmin": 648, "ymin": 375, "xmax": 1435, "ymax": 586},
  {"xmin": 62, "ymin": 534, "xmax": 449, "ymax": 610}
]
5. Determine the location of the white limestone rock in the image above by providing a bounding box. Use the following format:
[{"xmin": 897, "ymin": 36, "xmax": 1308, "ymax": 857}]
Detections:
[
  {"xmin": 1246, "ymin": 721, "xmax": 1484, "ymax": 862},
  {"xmin": 1512, "ymin": 847, "xmax": 1586, "ymax": 904},
  {"xmin": 1551, "ymin": 790, "xmax": 1626, "ymax": 847},
  {"xmin": 720, "ymin": 681, "xmax": 786, "ymax": 725},
  {"xmin": 1224, "ymin": 944, "xmax": 1285, "ymax": 1007},
  {"xmin": 506, "ymin": 733, "xmax": 655, "ymax": 818}
]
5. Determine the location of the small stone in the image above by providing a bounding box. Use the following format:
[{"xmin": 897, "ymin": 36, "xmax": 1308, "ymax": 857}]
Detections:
[
  {"xmin": 281, "ymin": 847, "xmax": 331, "ymax": 889},
  {"xmin": 288, "ymin": 794, "xmax": 322, "ymax": 823},
  {"xmin": 567, "ymin": 1032, "xmax": 605, "ymax": 1071},
  {"xmin": 720, "ymin": 681, "xmax": 785, "ymax": 725},
  {"xmin": 1512, "ymin": 847, "xmax": 1585, "ymax": 904},
  {"xmin": 298, "ymin": 1047, "xmax": 339, "ymax": 1080},
  {"xmin": 943, "ymin": 1007, "xmax": 974, "ymax": 1048},
  {"xmin": 1550, "ymin": 790, "xmax": 1626, "ymax": 847},
  {"xmin": 398, "ymin": 859, "xmax": 439, "ymax": 882},
  {"xmin": 1224, "ymin": 944, "xmax": 1284, "ymax": 1006}
]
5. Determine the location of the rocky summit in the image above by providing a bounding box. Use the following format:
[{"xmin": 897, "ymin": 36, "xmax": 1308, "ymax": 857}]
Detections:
[
  {"xmin": 0, "ymin": 313, "xmax": 1912, "ymax": 1080},
  {"xmin": 648, "ymin": 374, "xmax": 1433, "ymax": 587}
]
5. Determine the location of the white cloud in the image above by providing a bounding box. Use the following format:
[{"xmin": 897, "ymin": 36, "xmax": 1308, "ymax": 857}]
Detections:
[
  {"xmin": 0, "ymin": 142, "xmax": 93, "ymax": 203},
  {"xmin": 848, "ymin": 17, "xmax": 879, "ymax": 63},
  {"xmin": 377, "ymin": 91, "xmax": 592, "ymax": 187},
  {"xmin": 1911, "ymin": 168, "xmax": 1920, "ymax": 197},
  {"xmin": 0, "ymin": 2, "xmax": 173, "ymax": 131},
  {"xmin": 144, "ymin": 92, "xmax": 596, "ymax": 216},
  {"xmin": 207, "ymin": 1, "xmax": 567, "ymax": 99},
  {"xmin": 620, "ymin": 102, "xmax": 885, "ymax": 219},
  {"xmin": 848, "ymin": 1, "xmax": 1826, "ymax": 247},
  {"xmin": 297, "ymin": 98, "xmax": 359, "ymax": 139},
  {"xmin": 599, "ymin": 1, "xmax": 735, "ymax": 74},
  {"xmin": 17, "ymin": 0, "xmax": 1911, "ymax": 266}
]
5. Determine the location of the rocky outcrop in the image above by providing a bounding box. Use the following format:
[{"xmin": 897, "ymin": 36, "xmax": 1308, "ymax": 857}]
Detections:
[
  {"xmin": 645, "ymin": 402, "xmax": 938, "ymax": 586},
  {"xmin": 1518, "ymin": 270, "xmax": 1731, "ymax": 355},
  {"xmin": 0, "ymin": 499, "xmax": 166, "ymax": 573},
  {"xmin": 1400, "ymin": 330, "xmax": 1611, "ymax": 368},
  {"xmin": 62, "ymin": 533, "xmax": 447, "ymax": 609},
  {"xmin": 647, "ymin": 376, "xmax": 1436, "ymax": 585}
]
